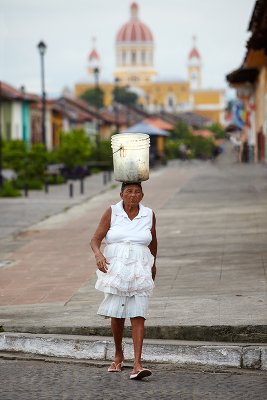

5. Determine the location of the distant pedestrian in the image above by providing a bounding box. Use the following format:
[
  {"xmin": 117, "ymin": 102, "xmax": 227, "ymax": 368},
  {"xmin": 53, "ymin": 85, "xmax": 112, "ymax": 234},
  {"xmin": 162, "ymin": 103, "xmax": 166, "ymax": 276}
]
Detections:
[{"xmin": 90, "ymin": 182, "xmax": 157, "ymax": 380}]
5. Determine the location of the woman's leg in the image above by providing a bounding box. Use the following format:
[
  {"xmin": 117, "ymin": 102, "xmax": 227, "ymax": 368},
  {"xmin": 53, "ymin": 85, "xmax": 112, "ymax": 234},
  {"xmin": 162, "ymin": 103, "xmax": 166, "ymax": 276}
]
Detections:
[
  {"xmin": 111, "ymin": 317, "xmax": 125, "ymax": 364},
  {"xmin": 130, "ymin": 317, "xmax": 145, "ymax": 373}
]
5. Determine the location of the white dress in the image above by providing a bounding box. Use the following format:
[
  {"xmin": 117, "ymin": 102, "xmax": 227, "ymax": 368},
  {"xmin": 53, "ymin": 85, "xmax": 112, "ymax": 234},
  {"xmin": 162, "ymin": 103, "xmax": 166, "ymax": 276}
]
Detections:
[{"xmin": 95, "ymin": 200, "xmax": 155, "ymax": 319}]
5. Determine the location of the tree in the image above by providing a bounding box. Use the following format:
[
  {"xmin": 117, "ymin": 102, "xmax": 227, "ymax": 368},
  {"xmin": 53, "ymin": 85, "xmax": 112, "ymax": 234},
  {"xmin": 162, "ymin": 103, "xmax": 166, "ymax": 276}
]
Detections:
[
  {"xmin": 172, "ymin": 121, "xmax": 192, "ymax": 140},
  {"xmin": 209, "ymin": 123, "xmax": 226, "ymax": 139},
  {"xmin": 57, "ymin": 129, "xmax": 93, "ymax": 168},
  {"xmin": 80, "ymin": 87, "xmax": 104, "ymax": 108},
  {"xmin": 112, "ymin": 86, "xmax": 138, "ymax": 105},
  {"xmin": 3, "ymin": 140, "xmax": 27, "ymax": 172}
]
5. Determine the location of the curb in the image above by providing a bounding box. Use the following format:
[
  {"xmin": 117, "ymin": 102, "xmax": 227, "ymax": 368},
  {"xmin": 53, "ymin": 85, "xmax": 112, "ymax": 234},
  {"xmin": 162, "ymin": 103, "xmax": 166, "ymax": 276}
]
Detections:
[
  {"xmin": 2, "ymin": 325, "xmax": 267, "ymax": 343},
  {"xmin": 0, "ymin": 332, "xmax": 266, "ymax": 371}
]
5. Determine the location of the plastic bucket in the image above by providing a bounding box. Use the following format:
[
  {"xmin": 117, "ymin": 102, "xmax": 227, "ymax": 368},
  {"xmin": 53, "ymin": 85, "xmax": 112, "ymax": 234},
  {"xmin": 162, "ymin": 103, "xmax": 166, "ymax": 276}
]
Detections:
[{"xmin": 111, "ymin": 133, "xmax": 150, "ymax": 182}]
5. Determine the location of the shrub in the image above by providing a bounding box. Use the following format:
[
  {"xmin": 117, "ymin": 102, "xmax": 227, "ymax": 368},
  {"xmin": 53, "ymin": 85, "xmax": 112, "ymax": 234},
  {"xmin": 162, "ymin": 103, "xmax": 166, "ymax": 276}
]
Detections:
[
  {"xmin": 14, "ymin": 178, "xmax": 43, "ymax": 190},
  {"xmin": 57, "ymin": 129, "xmax": 93, "ymax": 169},
  {"xmin": 0, "ymin": 181, "xmax": 21, "ymax": 197},
  {"xmin": 45, "ymin": 175, "xmax": 66, "ymax": 185}
]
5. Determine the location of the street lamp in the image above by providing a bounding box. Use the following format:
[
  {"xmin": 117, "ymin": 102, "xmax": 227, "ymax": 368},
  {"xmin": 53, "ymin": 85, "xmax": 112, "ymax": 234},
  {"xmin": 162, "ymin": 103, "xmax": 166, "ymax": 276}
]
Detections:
[
  {"xmin": 37, "ymin": 40, "xmax": 47, "ymax": 147},
  {"xmin": 93, "ymin": 67, "xmax": 100, "ymax": 158},
  {"xmin": 114, "ymin": 77, "xmax": 120, "ymax": 132}
]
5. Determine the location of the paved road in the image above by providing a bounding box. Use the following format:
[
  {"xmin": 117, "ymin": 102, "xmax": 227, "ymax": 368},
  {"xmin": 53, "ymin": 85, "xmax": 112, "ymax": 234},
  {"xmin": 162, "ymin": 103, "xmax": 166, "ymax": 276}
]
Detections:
[
  {"xmin": 0, "ymin": 143, "xmax": 267, "ymax": 341},
  {"xmin": 0, "ymin": 359, "xmax": 266, "ymax": 400}
]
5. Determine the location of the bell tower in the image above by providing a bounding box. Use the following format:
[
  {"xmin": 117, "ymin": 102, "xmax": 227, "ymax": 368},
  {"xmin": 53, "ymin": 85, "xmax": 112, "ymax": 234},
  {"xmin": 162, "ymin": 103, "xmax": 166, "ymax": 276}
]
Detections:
[
  {"xmin": 87, "ymin": 37, "xmax": 101, "ymax": 84},
  {"xmin": 188, "ymin": 36, "xmax": 201, "ymax": 90}
]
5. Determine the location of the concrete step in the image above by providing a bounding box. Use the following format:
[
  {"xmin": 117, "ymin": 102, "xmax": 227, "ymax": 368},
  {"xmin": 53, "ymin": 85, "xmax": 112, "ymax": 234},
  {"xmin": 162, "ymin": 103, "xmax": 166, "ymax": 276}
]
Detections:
[
  {"xmin": 2, "ymin": 324, "xmax": 267, "ymax": 343},
  {"xmin": 0, "ymin": 332, "xmax": 266, "ymax": 371}
]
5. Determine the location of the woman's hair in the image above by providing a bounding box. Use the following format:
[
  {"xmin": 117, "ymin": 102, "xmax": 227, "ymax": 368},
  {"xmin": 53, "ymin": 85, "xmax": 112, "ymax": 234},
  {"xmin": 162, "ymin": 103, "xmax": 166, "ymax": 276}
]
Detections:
[{"xmin": 121, "ymin": 182, "xmax": 142, "ymax": 192}]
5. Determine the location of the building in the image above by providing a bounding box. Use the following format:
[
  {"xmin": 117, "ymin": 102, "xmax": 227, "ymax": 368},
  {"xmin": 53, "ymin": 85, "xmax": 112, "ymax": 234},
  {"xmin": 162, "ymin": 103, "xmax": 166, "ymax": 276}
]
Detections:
[
  {"xmin": 75, "ymin": 2, "xmax": 225, "ymax": 124},
  {"xmin": 226, "ymin": 0, "xmax": 267, "ymax": 162}
]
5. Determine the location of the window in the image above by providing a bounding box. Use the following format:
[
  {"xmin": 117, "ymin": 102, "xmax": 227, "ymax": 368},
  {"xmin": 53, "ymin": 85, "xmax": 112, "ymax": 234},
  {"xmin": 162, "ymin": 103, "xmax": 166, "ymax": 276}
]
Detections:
[
  {"xmin": 122, "ymin": 51, "xmax": 126, "ymax": 65},
  {"xmin": 131, "ymin": 51, "xmax": 136, "ymax": 65},
  {"xmin": 141, "ymin": 51, "xmax": 146, "ymax": 64}
]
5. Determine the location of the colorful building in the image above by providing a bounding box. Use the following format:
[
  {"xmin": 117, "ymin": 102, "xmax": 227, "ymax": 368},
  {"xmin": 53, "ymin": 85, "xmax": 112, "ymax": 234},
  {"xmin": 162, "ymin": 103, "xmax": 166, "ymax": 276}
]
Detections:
[
  {"xmin": 226, "ymin": 0, "xmax": 267, "ymax": 163},
  {"xmin": 75, "ymin": 2, "xmax": 225, "ymax": 124}
]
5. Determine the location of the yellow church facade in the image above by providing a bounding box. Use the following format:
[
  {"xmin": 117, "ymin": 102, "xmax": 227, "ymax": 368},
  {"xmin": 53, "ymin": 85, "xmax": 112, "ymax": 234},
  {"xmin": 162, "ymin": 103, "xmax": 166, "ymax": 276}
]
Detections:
[{"xmin": 75, "ymin": 2, "xmax": 225, "ymax": 124}]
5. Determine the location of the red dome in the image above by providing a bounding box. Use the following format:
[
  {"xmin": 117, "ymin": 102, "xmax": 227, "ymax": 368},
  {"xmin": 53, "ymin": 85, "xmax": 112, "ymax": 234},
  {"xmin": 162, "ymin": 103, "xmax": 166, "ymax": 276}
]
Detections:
[
  {"xmin": 88, "ymin": 48, "xmax": 100, "ymax": 61},
  {"xmin": 188, "ymin": 47, "xmax": 200, "ymax": 59},
  {"xmin": 116, "ymin": 3, "xmax": 153, "ymax": 42}
]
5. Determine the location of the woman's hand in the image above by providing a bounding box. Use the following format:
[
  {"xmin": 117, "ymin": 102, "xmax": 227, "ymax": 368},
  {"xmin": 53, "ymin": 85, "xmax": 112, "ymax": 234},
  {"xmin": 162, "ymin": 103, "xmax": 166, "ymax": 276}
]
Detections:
[
  {"xmin": 151, "ymin": 265, "xmax": 156, "ymax": 281},
  {"xmin": 95, "ymin": 252, "xmax": 110, "ymax": 273}
]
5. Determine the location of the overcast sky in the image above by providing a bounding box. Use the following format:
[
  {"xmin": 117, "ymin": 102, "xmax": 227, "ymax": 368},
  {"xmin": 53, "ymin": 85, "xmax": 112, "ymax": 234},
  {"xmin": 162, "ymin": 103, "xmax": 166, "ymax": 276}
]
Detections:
[{"xmin": 0, "ymin": 0, "xmax": 256, "ymax": 98}]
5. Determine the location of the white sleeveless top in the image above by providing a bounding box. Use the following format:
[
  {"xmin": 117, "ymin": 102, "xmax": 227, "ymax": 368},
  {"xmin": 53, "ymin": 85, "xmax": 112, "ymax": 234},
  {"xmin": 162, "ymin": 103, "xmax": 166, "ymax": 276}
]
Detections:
[{"xmin": 105, "ymin": 200, "xmax": 153, "ymax": 246}]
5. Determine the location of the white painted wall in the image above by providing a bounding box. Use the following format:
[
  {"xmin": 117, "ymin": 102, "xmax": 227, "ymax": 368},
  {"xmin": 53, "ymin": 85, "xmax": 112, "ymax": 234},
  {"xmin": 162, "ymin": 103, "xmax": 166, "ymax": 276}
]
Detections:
[{"xmin": 11, "ymin": 102, "xmax": 22, "ymax": 140}]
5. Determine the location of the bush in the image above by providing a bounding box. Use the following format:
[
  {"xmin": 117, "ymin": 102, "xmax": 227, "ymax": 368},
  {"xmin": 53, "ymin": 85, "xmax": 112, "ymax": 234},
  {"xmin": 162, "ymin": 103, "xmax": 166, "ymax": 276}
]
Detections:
[
  {"xmin": 58, "ymin": 129, "xmax": 93, "ymax": 169},
  {"xmin": 45, "ymin": 175, "xmax": 66, "ymax": 185},
  {"xmin": 0, "ymin": 181, "xmax": 21, "ymax": 197},
  {"xmin": 14, "ymin": 178, "xmax": 43, "ymax": 190},
  {"xmin": 209, "ymin": 123, "xmax": 226, "ymax": 140},
  {"xmin": 166, "ymin": 121, "xmax": 216, "ymax": 160},
  {"xmin": 3, "ymin": 140, "xmax": 27, "ymax": 172}
]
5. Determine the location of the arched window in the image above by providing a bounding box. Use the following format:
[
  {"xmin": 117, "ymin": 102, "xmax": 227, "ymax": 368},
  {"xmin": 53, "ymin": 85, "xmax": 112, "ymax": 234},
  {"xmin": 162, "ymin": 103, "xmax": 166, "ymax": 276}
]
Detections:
[
  {"xmin": 141, "ymin": 51, "xmax": 146, "ymax": 64},
  {"xmin": 131, "ymin": 51, "xmax": 136, "ymax": 65},
  {"xmin": 122, "ymin": 51, "xmax": 126, "ymax": 65}
]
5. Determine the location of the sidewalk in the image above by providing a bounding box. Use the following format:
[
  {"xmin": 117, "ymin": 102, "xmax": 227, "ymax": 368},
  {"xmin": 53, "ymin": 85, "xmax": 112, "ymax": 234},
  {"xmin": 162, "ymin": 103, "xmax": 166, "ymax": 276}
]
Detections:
[
  {"xmin": 0, "ymin": 171, "xmax": 115, "ymax": 241},
  {"xmin": 0, "ymin": 143, "xmax": 267, "ymax": 346}
]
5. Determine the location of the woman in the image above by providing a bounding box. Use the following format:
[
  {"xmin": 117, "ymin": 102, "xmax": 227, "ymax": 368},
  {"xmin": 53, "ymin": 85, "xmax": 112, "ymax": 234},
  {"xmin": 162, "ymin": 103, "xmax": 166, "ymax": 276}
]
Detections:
[{"xmin": 90, "ymin": 182, "xmax": 157, "ymax": 380}]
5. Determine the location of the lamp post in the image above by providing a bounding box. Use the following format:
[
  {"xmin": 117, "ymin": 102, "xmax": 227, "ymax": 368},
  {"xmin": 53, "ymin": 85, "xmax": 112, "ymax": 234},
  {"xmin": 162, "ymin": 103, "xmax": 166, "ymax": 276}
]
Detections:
[
  {"xmin": 37, "ymin": 40, "xmax": 47, "ymax": 147},
  {"xmin": 114, "ymin": 77, "xmax": 120, "ymax": 132},
  {"xmin": 0, "ymin": 81, "xmax": 3, "ymax": 187},
  {"xmin": 93, "ymin": 67, "xmax": 100, "ymax": 159}
]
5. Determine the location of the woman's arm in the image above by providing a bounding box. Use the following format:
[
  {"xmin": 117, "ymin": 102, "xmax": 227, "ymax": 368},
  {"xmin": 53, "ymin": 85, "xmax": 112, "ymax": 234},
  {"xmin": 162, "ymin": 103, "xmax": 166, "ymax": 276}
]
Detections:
[
  {"xmin": 149, "ymin": 211, "xmax": 157, "ymax": 281},
  {"xmin": 90, "ymin": 207, "xmax": 111, "ymax": 273}
]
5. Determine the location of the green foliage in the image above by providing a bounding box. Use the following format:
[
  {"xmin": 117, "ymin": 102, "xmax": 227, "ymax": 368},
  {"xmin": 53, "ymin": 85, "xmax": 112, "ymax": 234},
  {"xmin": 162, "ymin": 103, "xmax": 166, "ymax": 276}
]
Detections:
[
  {"xmin": 112, "ymin": 86, "xmax": 138, "ymax": 105},
  {"xmin": 166, "ymin": 121, "xmax": 216, "ymax": 160},
  {"xmin": 80, "ymin": 87, "xmax": 104, "ymax": 108},
  {"xmin": 98, "ymin": 140, "xmax": 113, "ymax": 163},
  {"xmin": 209, "ymin": 123, "xmax": 226, "ymax": 139},
  {"xmin": 190, "ymin": 136, "xmax": 216, "ymax": 159},
  {"xmin": 45, "ymin": 175, "xmax": 66, "ymax": 185},
  {"xmin": 2, "ymin": 140, "xmax": 27, "ymax": 172},
  {"xmin": 172, "ymin": 121, "xmax": 192, "ymax": 140},
  {"xmin": 14, "ymin": 178, "xmax": 43, "ymax": 190},
  {"xmin": 3, "ymin": 140, "xmax": 48, "ymax": 189},
  {"xmin": 57, "ymin": 129, "xmax": 93, "ymax": 168},
  {"xmin": 0, "ymin": 181, "xmax": 21, "ymax": 197}
]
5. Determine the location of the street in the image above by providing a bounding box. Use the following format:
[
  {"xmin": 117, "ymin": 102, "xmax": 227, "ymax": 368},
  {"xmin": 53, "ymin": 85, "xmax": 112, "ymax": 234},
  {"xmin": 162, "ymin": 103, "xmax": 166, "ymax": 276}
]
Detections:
[{"xmin": 0, "ymin": 358, "xmax": 266, "ymax": 400}]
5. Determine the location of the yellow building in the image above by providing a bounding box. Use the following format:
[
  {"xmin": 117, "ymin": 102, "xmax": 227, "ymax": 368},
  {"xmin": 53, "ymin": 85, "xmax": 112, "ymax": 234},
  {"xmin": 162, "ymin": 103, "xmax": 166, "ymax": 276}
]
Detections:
[{"xmin": 75, "ymin": 2, "xmax": 225, "ymax": 124}]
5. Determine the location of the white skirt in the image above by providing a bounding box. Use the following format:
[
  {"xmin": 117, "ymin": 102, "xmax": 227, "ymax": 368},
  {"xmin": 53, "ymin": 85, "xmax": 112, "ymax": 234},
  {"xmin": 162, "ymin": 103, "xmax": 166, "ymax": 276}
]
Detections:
[{"xmin": 95, "ymin": 242, "xmax": 154, "ymax": 318}]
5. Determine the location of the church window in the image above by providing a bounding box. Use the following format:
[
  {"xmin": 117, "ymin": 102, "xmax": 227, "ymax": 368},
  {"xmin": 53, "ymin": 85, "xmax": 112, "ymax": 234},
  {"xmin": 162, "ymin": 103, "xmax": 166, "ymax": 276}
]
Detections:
[
  {"xmin": 122, "ymin": 51, "xmax": 126, "ymax": 65},
  {"xmin": 141, "ymin": 51, "xmax": 146, "ymax": 64},
  {"xmin": 168, "ymin": 97, "xmax": 174, "ymax": 107},
  {"xmin": 131, "ymin": 51, "xmax": 136, "ymax": 65}
]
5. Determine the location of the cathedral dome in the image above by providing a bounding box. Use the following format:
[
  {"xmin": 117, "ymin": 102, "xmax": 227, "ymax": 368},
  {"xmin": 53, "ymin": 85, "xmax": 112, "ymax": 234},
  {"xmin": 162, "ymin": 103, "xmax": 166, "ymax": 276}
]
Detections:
[{"xmin": 116, "ymin": 2, "xmax": 153, "ymax": 42}]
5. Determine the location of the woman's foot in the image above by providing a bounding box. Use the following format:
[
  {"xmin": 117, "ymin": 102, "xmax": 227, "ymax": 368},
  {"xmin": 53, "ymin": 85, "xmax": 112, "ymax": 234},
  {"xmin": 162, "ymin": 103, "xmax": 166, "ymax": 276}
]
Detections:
[
  {"xmin": 108, "ymin": 353, "xmax": 124, "ymax": 372},
  {"xmin": 130, "ymin": 362, "xmax": 152, "ymax": 380}
]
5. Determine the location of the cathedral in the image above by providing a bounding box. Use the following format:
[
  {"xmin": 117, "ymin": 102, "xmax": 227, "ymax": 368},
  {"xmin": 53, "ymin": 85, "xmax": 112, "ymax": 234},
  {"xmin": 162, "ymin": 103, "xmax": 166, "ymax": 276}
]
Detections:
[{"xmin": 75, "ymin": 2, "xmax": 225, "ymax": 124}]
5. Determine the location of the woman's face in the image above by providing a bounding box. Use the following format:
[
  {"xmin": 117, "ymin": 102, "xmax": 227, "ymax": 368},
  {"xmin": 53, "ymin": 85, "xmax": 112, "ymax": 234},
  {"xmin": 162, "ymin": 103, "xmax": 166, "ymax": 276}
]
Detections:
[{"xmin": 120, "ymin": 184, "xmax": 144, "ymax": 207}]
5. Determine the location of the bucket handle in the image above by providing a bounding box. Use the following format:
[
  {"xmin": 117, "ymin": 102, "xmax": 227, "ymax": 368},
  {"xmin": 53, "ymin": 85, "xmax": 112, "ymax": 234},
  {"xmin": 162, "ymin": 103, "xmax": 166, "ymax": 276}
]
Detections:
[{"xmin": 112, "ymin": 146, "xmax": 125, "ymax": 157}]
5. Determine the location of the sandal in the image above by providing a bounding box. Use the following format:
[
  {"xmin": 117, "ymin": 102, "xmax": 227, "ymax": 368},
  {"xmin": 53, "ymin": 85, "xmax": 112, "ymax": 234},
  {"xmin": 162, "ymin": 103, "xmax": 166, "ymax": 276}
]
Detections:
[
  {"xmin": 130, "ymin": 368, "xmax": 152, "ymax": 380},
  {"xmin": 108, "ymin": 361, "xmax": 124, "ymax": 372}
]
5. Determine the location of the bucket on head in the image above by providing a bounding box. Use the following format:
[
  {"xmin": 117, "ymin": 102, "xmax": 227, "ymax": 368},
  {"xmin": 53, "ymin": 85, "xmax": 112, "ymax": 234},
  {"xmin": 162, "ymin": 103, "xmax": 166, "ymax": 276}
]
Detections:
[{"xmin": 111, "ymin": 133, "xmax": 150, "ymax": 182}]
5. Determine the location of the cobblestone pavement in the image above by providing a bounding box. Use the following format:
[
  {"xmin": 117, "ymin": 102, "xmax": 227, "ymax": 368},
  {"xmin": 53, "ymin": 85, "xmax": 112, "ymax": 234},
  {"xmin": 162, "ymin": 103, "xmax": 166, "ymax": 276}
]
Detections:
[{"xmin": 0, "ymin": 359, "xmax": 266, "ymax": 400}]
